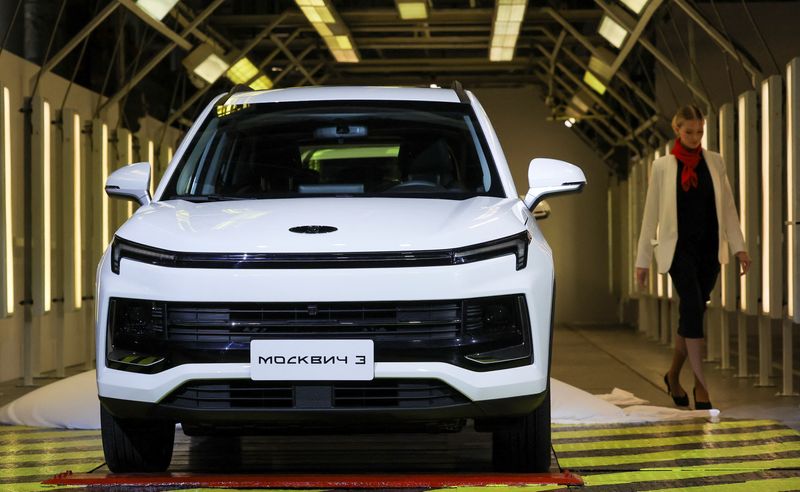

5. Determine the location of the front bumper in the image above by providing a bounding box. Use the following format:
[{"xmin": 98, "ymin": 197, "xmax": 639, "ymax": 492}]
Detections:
[
  {"xmin": 96, "ymin": 243, "xmax": 554, "ymax": 405},
  {"xmin": 100, "ymin": 388, "xmax": 546, "ymax": 432}
]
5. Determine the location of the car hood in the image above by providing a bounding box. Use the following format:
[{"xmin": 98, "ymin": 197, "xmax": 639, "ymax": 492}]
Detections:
[{"xmin": 116, "ymin": 197, "xmax": 528, "ymax": 253}]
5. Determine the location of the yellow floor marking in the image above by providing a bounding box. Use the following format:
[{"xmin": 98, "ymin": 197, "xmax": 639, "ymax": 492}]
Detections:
[
  {"xmin": 0, "ymin": 426, "xmax": 39, "ymax": 433},
  {"xmin": 649, "ymin": 457, "xmax": 800, "ymax": 471},
  {"xmin": 0, "ymin": 483, "xmax": 83, "ymax": 492},
  {"xmin": 0, "ymin": 449, "xmax": 105, "ymax": 468},
  {"xmin": 0, "ymin": 460, "xmax": 102, "ymax": 480},
  {"xmin": 0, "ymin": 436, "xmax": 101, "ymax": 453},
  {"xmin": 581, "ymin": 469, "xmax": 749, "ymax": 487},
  {"xmin": 552, "ymin": 420, "xmax": 777, "ymax": 439},
  {"xmin": 0, "ymin": 430, "xmax": 100, "ymax": 441},
  {"xmin": 554, "ymin": 428, "xmax": 799, "ymax": 452},
  {"xmin": 557, "ymin": 440, "xmax": 800, "ymax": 468},
  {"xmin": 653, "ymin": 476, "xmax": 800, "ymax": 491}
]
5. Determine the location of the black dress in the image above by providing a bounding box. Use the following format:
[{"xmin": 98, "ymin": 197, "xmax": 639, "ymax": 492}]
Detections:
[{"xmin": 668, "ymin": 156, "xmax": 720, "ymax": 339}]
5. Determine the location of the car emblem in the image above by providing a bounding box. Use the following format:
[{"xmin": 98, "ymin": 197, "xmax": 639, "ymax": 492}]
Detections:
[{"xmin": 289, "ymin": 225, "xmax": 338, "ymax": 234}]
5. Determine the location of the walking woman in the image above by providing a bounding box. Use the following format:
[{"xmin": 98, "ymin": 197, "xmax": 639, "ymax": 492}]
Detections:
[{"xmin": 635, "ymin": 104, "xmax": 751, "ymax": 410}]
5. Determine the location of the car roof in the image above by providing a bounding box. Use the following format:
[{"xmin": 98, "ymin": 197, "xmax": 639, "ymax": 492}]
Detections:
[{"xmin": 225, "ymin": 86, "xmax": 464, "ymax": 106}]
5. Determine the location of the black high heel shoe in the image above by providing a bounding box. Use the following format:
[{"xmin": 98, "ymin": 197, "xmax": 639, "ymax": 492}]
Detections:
[
  {"xmin": 693, "ymin": 387, "xmax": 712, "ymax": 410},
  {"xmin": 664, "ymin": 374, "xmax": 689, "ymax": 407}
]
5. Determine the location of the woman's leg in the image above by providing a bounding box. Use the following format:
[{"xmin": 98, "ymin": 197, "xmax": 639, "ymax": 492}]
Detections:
[
  {"xmin": 668, "ymin": 335, "xmax": 688, "ymax": 396},
  {"xmin": 685, "ymin": 337, "xmax": 708, "ymax": 401},
  {"xmin": 689, "ymin": 261, "xmax": 719, "ymax": 402},
  {"xmin": 668, "ymin": 248, "xmax": 711, "ymax": 400}
]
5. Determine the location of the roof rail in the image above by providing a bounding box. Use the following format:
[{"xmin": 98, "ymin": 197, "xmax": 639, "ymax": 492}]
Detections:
[
  {"xmin": 451, "ymin": 80, "xmax": 470, "ymax": 104},
  {"xmin": 218, "ymin": 84, "xmax": 251, "ymax": 106}
]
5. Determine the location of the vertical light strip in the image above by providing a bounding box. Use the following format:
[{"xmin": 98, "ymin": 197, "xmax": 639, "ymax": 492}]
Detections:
[
  {"xmin": 719, "ymin": 103, "xmax": 735, "ymax": 310},
  {"xmin": 761, "ymin": 76, "xmax": 783, "ymax": 318},
  {"xmin": 148, "ymin": 140, "xmax": 155, "ymax": 196},
  {"xmin": 761, "ymin": 80, "xmax": 770, "ymax": 314},
  {"xmin": 738, "ymin": 91, "xmax": 759, "ymax": 315},
  {"xmin": 102, "ymin": 123, "xmax": 109, "ymax": 248},
  {"xmin": 44, "ymin": 102, "xmax": 51, "ymax": 313},
  {"xmin": 63, "ymin": 110, "xmax": 82, "ymax": 311},
  {"xmin": 125, "ymin": 131, "xmax": 133, "ymax": 217},
  {"xmin": 789, "ymin": 58, "xmax": 799, "ymax": 322},
  {"xmin": 738, "ymin": 95, "xmax": 747, "ymax": 311},
  {"xmin": 73, "ymin": 113, "xmax": 82, "ymax": 310},
  {"xmin": 93, "ymin": 120, "xmax": 110, "ymax": 252},
  {"xmin": 0, "ymin": 87, "xmax": 13, "ymax": 316},
  {"xmin": 32, "ymin": 98, "xmax": 52, "ymax": 314}
]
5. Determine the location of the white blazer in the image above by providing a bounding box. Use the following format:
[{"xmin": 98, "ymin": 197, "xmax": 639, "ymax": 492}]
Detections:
[{"xmin": 635, "ymin": 150, "xmax": 746, "ymax": 273}]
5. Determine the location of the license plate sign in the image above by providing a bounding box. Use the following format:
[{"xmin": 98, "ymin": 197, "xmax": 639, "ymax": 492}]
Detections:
[{"xmin": 250, "ymin": 340, "xmax": 374, "ymax": 381}]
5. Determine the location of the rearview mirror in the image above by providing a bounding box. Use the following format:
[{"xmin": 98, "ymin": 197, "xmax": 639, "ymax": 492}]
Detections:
[
  {"xmin": 523, "ymin": 158, "xmax": 586, "ymax": 210},
  {"xmin": 105, "ymin": 162, "xmax": 152, "ymax": 206}
]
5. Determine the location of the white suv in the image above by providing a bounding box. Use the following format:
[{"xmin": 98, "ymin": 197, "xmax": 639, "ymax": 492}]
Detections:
[{"xmin": 98, "ymin": 84, "xmax": 585, "ymax": 473}]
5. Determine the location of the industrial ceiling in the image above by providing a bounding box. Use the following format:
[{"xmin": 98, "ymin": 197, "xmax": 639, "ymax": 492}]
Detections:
[{"xmin": 0, "ymin": 0, "xmax": 788, "ymax": 173}]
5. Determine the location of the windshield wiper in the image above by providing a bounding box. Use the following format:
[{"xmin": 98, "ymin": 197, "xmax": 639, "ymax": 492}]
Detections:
[{"xmin": 171, "ymin": 194, "xmax": 248, "ymax": 203}]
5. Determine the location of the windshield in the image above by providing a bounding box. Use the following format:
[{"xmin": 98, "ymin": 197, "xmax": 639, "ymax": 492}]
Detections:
[{"xmin": 161, "ymin": 100, "xmax": 504, "ymax": 202}]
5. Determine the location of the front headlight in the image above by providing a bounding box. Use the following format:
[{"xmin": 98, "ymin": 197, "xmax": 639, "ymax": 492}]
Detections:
[
  {"xmin": 453, "ymin": 231, "xmax": 531, "ymax": 270},
  {"xmin": 111, "ymin": 236, "xmax": 177, "ymax": 274}
]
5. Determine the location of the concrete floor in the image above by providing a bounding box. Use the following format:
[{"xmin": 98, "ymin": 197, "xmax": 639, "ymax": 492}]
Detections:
[{"xmin": 552, "ymin": 323, "xmax": 800, "ymax": 431}]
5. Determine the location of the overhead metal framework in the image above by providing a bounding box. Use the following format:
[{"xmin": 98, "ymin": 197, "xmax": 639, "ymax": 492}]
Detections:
[{"xmin": 23, "ymin": 0, "xmax": 774, "ymax": 174}]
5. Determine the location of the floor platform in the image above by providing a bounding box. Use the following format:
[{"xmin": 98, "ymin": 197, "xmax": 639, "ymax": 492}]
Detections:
[{"xmin": 3, "ymin": 418, "xmax": 800, "ymax": 491}]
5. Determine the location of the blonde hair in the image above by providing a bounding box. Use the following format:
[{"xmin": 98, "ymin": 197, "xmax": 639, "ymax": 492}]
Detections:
[{"xmin": 672, "ymin": 104, "xmax": 704, "ymax": 133}]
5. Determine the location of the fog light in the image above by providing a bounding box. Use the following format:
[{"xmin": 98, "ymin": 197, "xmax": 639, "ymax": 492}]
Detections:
[{"xmin": 108, "ymin": 298, "xmax": 168, "ymax": 373}]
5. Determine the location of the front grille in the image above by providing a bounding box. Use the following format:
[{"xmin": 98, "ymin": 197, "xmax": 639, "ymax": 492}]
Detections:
[
  {"xmin": 107, "ymin": 295, "xmax": 532, "ymax": 372},
  {"xmin": 166, "ymin": 302, "xmax": 462, "ymax": 342},
  {"xmin": 161, "ymin": 379, "xmax": 469, "ymax": 410}
]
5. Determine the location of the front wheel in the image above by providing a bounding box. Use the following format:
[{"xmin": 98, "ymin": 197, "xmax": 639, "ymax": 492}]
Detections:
[
  {"xmin": 492, "ymin": 391, "xmax": 551, "ymax": 472},
  {"xmin": 100, "ymin": 404, "xmax": 175, "ymax": 472}
]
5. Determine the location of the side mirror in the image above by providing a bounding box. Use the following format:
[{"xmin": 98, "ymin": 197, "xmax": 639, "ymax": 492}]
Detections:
[
  {"xmin": 523, "ymin": 158, "xmax": 586, "ymax": 210},
  {"xmin": 105, "ymin": 162, "xmax": 152, "ymax": 207},
  {"xmin": 532, "ymin": 200, "xmax": 551, "ymax": 220}
]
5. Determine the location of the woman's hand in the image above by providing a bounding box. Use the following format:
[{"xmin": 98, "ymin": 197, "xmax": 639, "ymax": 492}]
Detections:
[
  {"xmin": 636, "ymin": 267, "xmax": 649, "ymax": 289},
  {"xmin": 735, "ymin": 251, "xmax": 751, "ymax": 276}
]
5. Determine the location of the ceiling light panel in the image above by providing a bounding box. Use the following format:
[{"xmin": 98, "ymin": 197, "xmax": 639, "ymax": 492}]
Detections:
[
  {"xmin": 250, "ymin": 75, "xmax": 274, "ymax": 91},
  {"xmin": 295, "ymin": 0, "xmax": 360, "ymax": 63},
  {"xmin": 183, "ymin": 44, "xmax": 230, "ymax": 85},
  {"xmin": 135, "ymin": 0, "xmax": 179, "ymax": 21},
  {"xmin": 620, "ymin": 0, "xmax": 648, "ymax": 15},
  {"xmin": 583, "ymin": 70, "xmax": 607, "ymax": 95},
  {"xmin": 395, "ymin": 0, "xmax": 428, "ymax": 20},
  {"xmin": 226, "ymin": 57, "xmax": 260, "ymax": 85},
  {"xmin": 598, "ymin": 15, "xmax": 628, "ymax": 49},
  {"xmin": 490, "ymin": 0, "xmax": 528, "ymax": 62}
]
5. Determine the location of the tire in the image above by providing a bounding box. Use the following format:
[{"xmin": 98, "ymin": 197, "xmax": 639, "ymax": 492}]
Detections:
[
  {"xmin": 100, "ymin": 404, "xmax": 175, "ymax": 472},
  {"xmin": 492, "ymin": 391, "xmax": 551, "ymax": 472}
]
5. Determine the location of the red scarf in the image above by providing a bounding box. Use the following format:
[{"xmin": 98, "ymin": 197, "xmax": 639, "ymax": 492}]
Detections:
[{"xmin": 671, "ymin": 138, "xmax": 702, "ymax": 192}]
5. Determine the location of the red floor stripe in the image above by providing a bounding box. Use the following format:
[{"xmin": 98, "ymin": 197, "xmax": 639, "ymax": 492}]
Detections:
[{"xmin": 44, "ymin": 470, "xmax": 584, "ymax": 488}]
